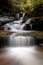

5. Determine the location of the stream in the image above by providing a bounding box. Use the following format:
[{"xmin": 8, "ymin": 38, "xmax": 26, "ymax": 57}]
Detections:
[{"xmin": 0, "ymin": 13, "xmax": 43, "ymax": 48}]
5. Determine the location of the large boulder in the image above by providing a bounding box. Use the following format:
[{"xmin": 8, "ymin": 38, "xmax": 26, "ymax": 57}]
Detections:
[{"xmin": 23, "ymin": 24, "xmax": 31, "ymax": 30}]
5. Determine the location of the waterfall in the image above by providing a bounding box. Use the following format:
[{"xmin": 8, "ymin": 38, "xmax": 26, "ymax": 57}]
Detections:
[
  {"xmin": 20, "ymin": 13, "xmax": 25, "ymax": 20},
  {"xmin": 9, "ymin": 36, "xmax": 36, "ymax": 46},
  {"xmin": 20, "ymin": 18, "xmax": 33, "ymax": 30},
  {"xmin": 16, "ymin": 13, "xmax": 25, "ymax": 20},
  {"xmin": 3, "ymin": 13, "xmax": 26, "ymax": 31},
  {"xmin": 16, "ymin": 13, "xmax": 20, "ymax": 20},
  {"xmin": 3, "ymin": 18, "xmax": 33, "ymax": 31},
  {"xmin": 0, "ymin": 16, "xmax": 38, "ymax": 47},
  {"xmin": 26, "ymin": 18, "xmax": 32, "ymax": 24},
  {"xmin": 20, "ymin": 23, "xmax": 26, "ymax": 30},
  {"xmin": 4, "ymin": 23, "xmax": 21, "ymax": 31},
  {"xmin": 3, "ymin": 13, "xmax": 33, "ymax": 31}
]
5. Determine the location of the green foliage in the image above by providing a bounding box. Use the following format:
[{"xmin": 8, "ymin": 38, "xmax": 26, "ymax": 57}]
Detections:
[
  {"xmin": 10, "ymin": 0, "xmax": 31, "ymax": 13},
  {"xmin": 10, "ymin": 0, "xmax": 43, "ymax": 12},
  {"xmin": 0, "ymin": 0, "xmax": 43, "ymax": 15},
  {"xmin": 0, "ymin": 0, "xmax": 43, "ymax": 17}
]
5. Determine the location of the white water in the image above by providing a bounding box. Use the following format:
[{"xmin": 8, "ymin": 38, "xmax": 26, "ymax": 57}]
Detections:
[
  {"xmin": 9, "ymin": 36, "xmax": 35, "ymax": 46},
  {"xmin": 3, "ymin": 13, "xmax": 26, "ymax": 31},
  {"xmin": 3, "ymin": 17, "xmax": 33, "ymax": 31},
  {"xmin": 2, "ymin": 13, "xmax": 36, "ymax": 47}
]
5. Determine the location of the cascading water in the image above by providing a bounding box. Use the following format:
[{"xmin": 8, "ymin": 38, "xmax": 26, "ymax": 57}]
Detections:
[
  {"xmin": 3, "ymin": 13, "xmax": 26, "ymax": 31},
  {"xmin": 21, "ymin": 18, "xmax": 33, "ymax": 30},
  {"xmin": 20, "ymin": 13, "xmax": 25, "ymax": 20},
  {"xmin": 3, "ymin": 17, "xmax": 33, "ymax": 31},
  {"xmin": 9, "ymin": 35, "xmax": 36, "ymax": 46},
  {"xmin": 0, "ymin": 13, "xmax": 36, "ymax": 47}
]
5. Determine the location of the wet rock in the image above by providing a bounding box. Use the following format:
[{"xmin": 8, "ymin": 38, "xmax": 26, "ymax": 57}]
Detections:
[
  {"xmin": 23, "ymin": 18, "xmax": 43, "ymax": 31},
  {"xmin": 23, "ymin": 24, "xmax": 31, "ymax": 30}
]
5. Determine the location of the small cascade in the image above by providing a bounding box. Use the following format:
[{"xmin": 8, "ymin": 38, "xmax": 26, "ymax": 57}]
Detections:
[
  {"xmin": 4, "ymin": 23, "xmax": 21, "ymax": 31},
  {"xmin": 9, "ymin": 36, "xmax": 36, "ymax": 46},
  {"xmin": 15, "ymin": 13, "xmax": 25, "ymax": 20},
  {"xmin": 25, "ymin": 18, "xmax": 32, "ymax": 24},
  {"xmin": 13, "ymin": 20, "xmax": 23, "ymax": 24},
  {"xmin": 16, "ymin": 13, "xmax": 20, "ymax": 20},
  {"xmin": 20, "ymin": 18, "xmax": 33, "ymax": 30},
  {"xmin": 20, "ymin": 23, "xmax": 26, "ymax": 30},
  {"xmin": 20, "ymin": 13, "xmax": 25, "ymax": 20},
  {"xmin": 3, "ymin": 13, "xmax": 26, "ymax": 31},
  {"xmin": 3, "ymin": 14, "xmax": 33, "ymax": 31}
]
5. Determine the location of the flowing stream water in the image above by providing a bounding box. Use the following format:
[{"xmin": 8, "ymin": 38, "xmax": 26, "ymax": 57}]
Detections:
[{"xmin": 0, "ymin": 13, "xmax": 43, "ymax": 47}]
